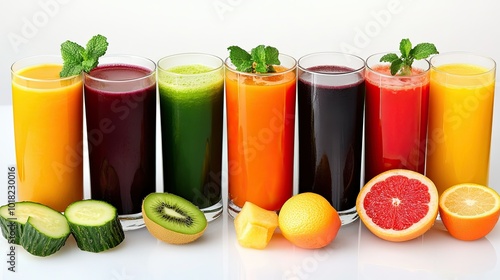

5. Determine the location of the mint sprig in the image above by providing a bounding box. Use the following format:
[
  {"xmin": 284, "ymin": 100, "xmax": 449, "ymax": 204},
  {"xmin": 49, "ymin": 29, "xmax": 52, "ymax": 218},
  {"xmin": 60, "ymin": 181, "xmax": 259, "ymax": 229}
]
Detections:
[
  {"xmin": 380, "ymin": 38, "xmax": 439, "ymax": 76},
  {"xmin": 227, "ymin": 45, "xmax": 280, "ymax": 73},
  {"xmin": 60, "ymin": 34, "xmax": 109, "ymax": 77}
]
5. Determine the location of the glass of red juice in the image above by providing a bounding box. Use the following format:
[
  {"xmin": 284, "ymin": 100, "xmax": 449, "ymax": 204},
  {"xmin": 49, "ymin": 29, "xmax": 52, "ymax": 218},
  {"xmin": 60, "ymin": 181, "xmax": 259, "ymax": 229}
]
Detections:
[
  {"xmin": 84, "ymin": 55, "xmax": 157, "ymax": 231},
  {"xmin": 298, "ymin": 52, "xmax": 365, "ymax": 225},
  {"xmin": 157, "ymin": 53, "xmax": 224, "ymax": 222},
  {"xmin": 364, "ymin": 53, "xmax": 430, "ymax": 183}
]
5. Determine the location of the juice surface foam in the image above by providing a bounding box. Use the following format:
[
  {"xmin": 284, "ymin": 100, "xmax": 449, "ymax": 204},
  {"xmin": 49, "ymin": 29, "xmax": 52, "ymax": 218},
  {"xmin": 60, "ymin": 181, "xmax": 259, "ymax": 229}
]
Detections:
[
  {"xmin": 367, "ymin": 64, "xmax": 429, "ymax": 89},
  {"xmin": 159, "ymin": 64, "xmax": 223, "ymax": 99}
]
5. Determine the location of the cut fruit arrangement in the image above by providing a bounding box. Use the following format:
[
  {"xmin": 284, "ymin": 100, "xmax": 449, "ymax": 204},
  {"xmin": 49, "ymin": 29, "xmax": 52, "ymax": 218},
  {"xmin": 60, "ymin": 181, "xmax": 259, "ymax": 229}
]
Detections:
[
  {"xmin": 234, "ymin": 192, "xmax": 341, "ymax": 249},
  {"xmin": 232, "ymin": 169, "xmax": 500, "ymax": 250},
  {"xmin": 0, "ymin": 192, "xmax": 209, "ymax": 256},
  {"xmin": 356, "ymin": 169, "xmax": 500, "ymax": 242},
  {"xmin": 1, "ymin": 178, "xmax": 499, "ymax": 257},
  {"xmin": 0, "ymin": 200, "xmax": 124, "ymax": 257}
]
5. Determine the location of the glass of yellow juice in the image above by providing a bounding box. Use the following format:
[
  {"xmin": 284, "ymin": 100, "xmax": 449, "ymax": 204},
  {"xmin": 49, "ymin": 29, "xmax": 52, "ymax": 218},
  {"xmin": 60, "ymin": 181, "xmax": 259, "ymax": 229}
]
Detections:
[
  {"xmin": 426, "ymin": 52, "xmax": 496, "ymax": 195},
  {"xmin": 11, "ymin": 55, "xmax": 83, "ymax": 212}
]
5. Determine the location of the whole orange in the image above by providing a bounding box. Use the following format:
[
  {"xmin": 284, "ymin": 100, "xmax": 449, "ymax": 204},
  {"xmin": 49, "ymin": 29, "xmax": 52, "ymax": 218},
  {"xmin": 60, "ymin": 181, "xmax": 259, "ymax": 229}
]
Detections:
[{"xmin": 278, "ymin": 192, "xmax": 341, "ymax": 249}]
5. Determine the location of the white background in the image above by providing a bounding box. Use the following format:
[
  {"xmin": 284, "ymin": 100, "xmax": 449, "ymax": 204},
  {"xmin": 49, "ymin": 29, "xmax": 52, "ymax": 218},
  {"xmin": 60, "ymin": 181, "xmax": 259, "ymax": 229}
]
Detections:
[
  {"xmin": 1, "ymin": 0, "xmax": 500, "ymax": 279},
  {"xmin": 2, "ymin": 0, "xmax": 499, "ymax": 185}
]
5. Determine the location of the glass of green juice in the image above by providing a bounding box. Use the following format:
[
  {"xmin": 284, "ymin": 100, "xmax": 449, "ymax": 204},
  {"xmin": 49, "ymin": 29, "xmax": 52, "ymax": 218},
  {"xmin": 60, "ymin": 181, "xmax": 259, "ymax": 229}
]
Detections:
[{"xmin": 157, "ymin": 53, "xmax": 224, "ymax": 222}]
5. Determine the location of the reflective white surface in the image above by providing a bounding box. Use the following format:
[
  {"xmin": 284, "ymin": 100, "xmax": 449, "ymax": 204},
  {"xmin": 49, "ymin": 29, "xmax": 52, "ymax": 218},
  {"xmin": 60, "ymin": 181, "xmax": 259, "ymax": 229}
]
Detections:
[{"xmin": 1, "ymin": 104, "xmax": 500, "ymax": 280}]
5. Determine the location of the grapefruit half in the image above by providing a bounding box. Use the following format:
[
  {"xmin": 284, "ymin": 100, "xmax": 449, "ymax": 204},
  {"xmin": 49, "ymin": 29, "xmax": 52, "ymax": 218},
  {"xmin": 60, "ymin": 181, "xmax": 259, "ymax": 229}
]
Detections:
[{"xmin": 356, "ymin": 169, "xmax": 439, "ymax": 242}]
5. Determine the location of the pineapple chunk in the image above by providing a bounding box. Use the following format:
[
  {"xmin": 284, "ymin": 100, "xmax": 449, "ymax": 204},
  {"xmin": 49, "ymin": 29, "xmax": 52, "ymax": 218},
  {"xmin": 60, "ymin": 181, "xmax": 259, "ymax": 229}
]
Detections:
[{"xmin": 234, "ymin": 202, "xmax": 278, "ymax": 249}]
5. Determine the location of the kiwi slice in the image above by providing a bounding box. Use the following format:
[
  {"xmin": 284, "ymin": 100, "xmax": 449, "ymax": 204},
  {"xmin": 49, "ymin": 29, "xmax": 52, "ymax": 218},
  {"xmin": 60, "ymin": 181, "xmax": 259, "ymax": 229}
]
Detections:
[{"xmin": 142, "ymin": 193, "xmax": 207, "ymax": 244}]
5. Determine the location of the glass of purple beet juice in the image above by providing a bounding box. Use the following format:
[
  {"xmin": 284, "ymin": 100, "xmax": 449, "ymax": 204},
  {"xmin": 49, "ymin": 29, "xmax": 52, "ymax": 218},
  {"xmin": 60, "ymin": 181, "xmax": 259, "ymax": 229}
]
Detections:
[
  {"xmin": 84, "ymin": 55, "xmax": 157, "ymax": 231},
  {"xmin": 297, "ymin": 52, "xmax": 365, "ymax": 225}
]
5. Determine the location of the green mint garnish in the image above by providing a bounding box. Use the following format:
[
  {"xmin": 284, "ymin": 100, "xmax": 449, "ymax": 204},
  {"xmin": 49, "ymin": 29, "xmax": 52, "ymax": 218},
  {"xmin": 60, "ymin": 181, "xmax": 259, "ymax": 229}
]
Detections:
[
  {"xmin": 227, "ymin": 45, "xmax": 280, "ymax": 73},
  {"xmin": 60, "ymin": 34, "xmax": 109, "ymax": 77},
  {"xmin": 380, "ymin": 38, "xmax": 439, "ymax": 76}
]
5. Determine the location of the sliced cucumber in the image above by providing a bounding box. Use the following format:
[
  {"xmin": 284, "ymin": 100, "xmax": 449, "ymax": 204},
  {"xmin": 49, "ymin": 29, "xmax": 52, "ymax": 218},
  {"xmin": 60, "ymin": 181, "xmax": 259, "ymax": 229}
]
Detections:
[
  {"xmin": 0, "ymin": 201, "xmax": 70, "ymax": 256},
  {"xmin": 21, "ymin": 215, "xmax": 70, "ymax": 257},
  {"xmin": 0, "ymin": 203, "xmax": 26, "ymax": 245},
  {"xmin": 64, "ymin": 199, "xmax": 125, "ymax": 253}
]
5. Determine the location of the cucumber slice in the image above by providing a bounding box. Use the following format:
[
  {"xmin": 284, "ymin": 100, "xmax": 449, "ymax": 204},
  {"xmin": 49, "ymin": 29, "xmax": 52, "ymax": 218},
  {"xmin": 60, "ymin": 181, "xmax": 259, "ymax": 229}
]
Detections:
[
  {"xmin": 21, "ymin": 215, "xmax": 70, "ymax": 257},
  {"xmin": 0, "ymin": 203, "xmax": 25, "ymax": 245},
  {"xmin": 64, "ymin": 199, "xmax": 125, "ymax": 253},
  {"xmin": 0, "ymin": 201, "xmax": 70, "ymax": 256}
]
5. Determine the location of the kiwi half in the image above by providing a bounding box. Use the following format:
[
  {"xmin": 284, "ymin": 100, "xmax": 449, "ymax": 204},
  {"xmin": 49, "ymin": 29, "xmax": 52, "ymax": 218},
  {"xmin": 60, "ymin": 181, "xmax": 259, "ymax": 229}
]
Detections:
[{"xmin": 142, "ymin": 192, "xmax": 207, "ymax": 244}]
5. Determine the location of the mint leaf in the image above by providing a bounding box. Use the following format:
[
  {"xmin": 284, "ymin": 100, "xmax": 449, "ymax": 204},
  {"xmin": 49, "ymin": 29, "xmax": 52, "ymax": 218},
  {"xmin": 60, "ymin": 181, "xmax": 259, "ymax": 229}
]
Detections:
[
  {"xmin": 60, "ymin": 41, "xmax": 84, "ymax": 77},
  {"xmin": 228, "ymin": 45, "xmax": 281, "ymax": 73},
  {"xmin": 228, "ymin": 46, "xmax": 252, "ymax": 71},
  {"xmin": 238, "ymin": 60, "xmax": 254, "ymax": 73},
  {"xmin": 81, "ymin": 34, "xmax": 108, "ymax": 72},
  {"xmin": 265, "ymin": 46, "xmax": 280, "ymax": 66},
  {"xmin": 380, "ymin": 38, "xmax": 439, "ymax": 76},
  {"xmin": 60, "ymin": 40, "xmax": 84, "ymax": 64},
  {"xmin": 60, "ymin": 63, "xmax": 84, "ymax": 77},
  {"xmin": 86, "ymin": 34, "xmax": 108, "ymax": 60},
  {"xmin": 380, "ymin": 53, "xmax": 399, "ymax": 63},
  {"xmin": 399, "ymin": 38, "xmax": 412, "ymax": 58},
  {"xmin": 410, "ymin": 43, "xmax": 439, "ymax": 60},
  {"xmin": 390, "ymin": 58, "xmax": 404, "ymax": 76},
  {"xmin": 60, "ymin": 34, "xmax": 108, "ymax": 77},
  {"xmin": 250, "ymin": 45, "xmax": 267, "ymax": 73}
]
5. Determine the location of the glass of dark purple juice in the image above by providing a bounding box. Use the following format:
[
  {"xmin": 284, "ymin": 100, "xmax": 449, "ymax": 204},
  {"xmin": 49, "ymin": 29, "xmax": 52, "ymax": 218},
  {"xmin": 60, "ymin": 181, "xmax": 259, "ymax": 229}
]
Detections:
[
  {"xmin": 298, "ymin": 52, "xmax": 365, "ymax": 225},
  {"xmin": 84, "ymin": 55, "xmax": 157, "ymax": 231}
]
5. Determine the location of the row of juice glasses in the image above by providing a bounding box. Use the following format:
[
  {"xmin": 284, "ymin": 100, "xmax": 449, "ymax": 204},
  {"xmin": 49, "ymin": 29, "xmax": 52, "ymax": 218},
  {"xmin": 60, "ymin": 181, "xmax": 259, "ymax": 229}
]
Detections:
[{"xmin": 11, "ymin": 51, "xmax": 495, "ymax": 229}]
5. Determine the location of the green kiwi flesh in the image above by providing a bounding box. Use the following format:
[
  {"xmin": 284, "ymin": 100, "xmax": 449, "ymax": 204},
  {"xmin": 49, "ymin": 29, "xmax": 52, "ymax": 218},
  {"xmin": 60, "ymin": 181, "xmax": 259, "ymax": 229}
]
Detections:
[{"xmin": 143, "ymin": 193, "xmax": 207, "ymax": 235}]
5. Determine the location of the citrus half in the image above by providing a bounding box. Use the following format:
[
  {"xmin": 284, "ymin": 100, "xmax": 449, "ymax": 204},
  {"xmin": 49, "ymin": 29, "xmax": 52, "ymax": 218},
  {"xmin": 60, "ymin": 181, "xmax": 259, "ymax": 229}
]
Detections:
[
  {"xmin": 278, "ymin": 192, "xmax": 341, "ymax": 249},
  {"xmin": 439, "ymin": 183, "xmax": 500, "ymax": 241},
  {"xmin": 356, "ymin": 169, "xmax": 439, "ymax": 242}
]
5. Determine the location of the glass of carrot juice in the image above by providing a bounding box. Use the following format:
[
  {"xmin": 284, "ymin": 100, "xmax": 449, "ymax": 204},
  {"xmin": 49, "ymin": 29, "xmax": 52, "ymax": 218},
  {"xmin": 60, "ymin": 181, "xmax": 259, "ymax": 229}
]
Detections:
[
  {"xmin": 11, "ymin": 55, "xmax": 84, "ymax": 212},
  {"xmin": 225, "ymin": 54, "xmax": 297, "ymax": 217},
  {"xmin": 426, "ymin": 52, "xmax": 496, "ymax": 195}
]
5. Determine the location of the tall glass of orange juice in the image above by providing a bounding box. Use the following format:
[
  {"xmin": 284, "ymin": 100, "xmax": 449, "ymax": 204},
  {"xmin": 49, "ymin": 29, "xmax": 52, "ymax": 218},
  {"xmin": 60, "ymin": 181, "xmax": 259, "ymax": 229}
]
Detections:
[
  {"xmin": 426, "ymin": 52, "xmax": 496, "ymax": 195},
  {"xmin": 11, "ymin": 55, "xmax": 83, "ymax": 212},
  {"xmin": 225, "ymin": 54, "xmax": 297, "ymax": 217}
]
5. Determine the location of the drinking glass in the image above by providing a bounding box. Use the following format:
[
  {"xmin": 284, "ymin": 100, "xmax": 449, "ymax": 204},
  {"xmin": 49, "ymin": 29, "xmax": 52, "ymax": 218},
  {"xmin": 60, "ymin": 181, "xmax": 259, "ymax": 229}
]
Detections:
[
  {"xmin": 11, "ymin": 55, "xmax": 83, "ymax": 212},
  {"xmin": 426, "ymin": 52, "xmax": 496, "ymax": 195},
  {"xmin": 84, "ymin": 55, "xmax": 157, "ymax": 230},
  {"xmin": 364, "ymin": 53, "xmax": 430, "ymax": 183},
  {"xmin": 225, "ymin": 54, "xmax": 297, "ymax": 217},
  {"xmin": 297, "ymin": 52, "xmax": 365, "ymax": 225},
  {"xmin": 157, "ymin": 53, "xmax": 224, "ymax": 222}
]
